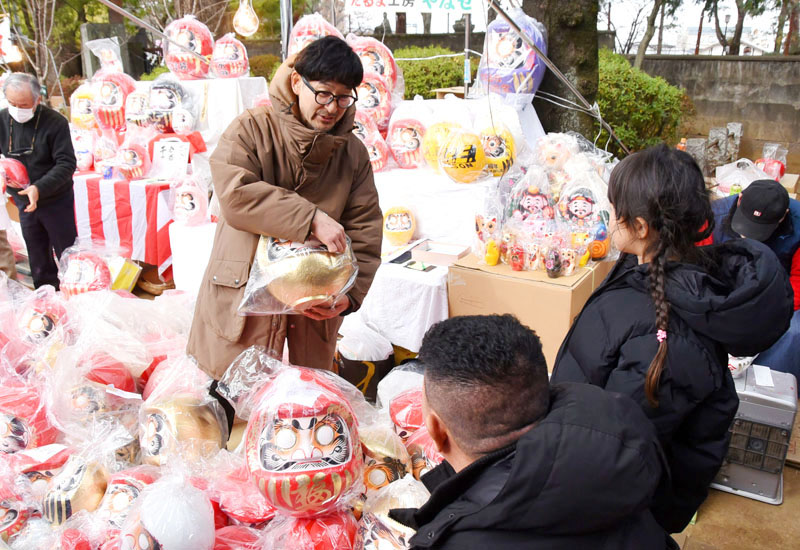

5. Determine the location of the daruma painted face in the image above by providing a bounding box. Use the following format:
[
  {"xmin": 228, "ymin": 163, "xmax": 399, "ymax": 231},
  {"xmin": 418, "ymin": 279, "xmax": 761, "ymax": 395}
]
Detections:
[
  {"xmin": 163, "ymin": 16, "xmax": 214, "ymax": 80},
  {"xmin": 244, "ymin": 368, "xmax": 363, "ymax": 517}
]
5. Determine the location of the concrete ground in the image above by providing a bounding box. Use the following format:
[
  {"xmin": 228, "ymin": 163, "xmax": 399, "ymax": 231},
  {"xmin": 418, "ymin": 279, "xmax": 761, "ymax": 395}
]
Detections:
[{"xmin": 675, "ymin": 467, "xmax": 800, "ymax": 549}]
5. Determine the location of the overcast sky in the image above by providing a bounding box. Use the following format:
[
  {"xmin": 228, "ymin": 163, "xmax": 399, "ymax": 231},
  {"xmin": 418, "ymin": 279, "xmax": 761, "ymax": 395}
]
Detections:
[{"xmin": 347, "ymin": 0, "xmax": 786, "ymax": 50}]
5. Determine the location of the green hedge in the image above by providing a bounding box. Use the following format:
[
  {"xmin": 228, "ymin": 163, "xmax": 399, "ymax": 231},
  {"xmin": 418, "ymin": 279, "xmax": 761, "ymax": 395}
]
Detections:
[
  {"xmin": 596, "ymin": 49, "xmax": 692, "ymax": 157},
  {"xmin": 249, "ymin": 54, "xmax": 282, "ymax": 83},
  {"xmin": 395, "ymin": 46, "xmax": 479, "ymax": 99},
  {"xmin": 140, "ymin": 65, "xmax": 170, "ymax": 81}
]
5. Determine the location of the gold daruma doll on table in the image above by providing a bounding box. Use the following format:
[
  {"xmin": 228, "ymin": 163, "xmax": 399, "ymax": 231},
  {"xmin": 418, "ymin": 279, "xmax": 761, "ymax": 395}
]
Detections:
[{"xmin": 239, "ymin": 237, "xmax": 358, "ymax": 315}]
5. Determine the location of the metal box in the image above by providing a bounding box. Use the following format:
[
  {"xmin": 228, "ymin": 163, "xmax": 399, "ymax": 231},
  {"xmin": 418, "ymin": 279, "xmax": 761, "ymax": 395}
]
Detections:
[{"xmin": 711, "ymin": 367, "xmax": 797, "ymax": 504}]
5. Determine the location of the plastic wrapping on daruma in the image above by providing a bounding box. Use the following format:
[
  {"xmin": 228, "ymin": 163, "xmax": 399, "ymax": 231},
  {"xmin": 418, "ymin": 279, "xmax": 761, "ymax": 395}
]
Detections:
[
  {"xmin": 119, "ymin": 475, "xmax": 216, "ymax": 550},
  {"xmin": 476, "ymin": 8, "xmax": 547, "ymax": 96},
  {"xmin": 355, "ymin": 72, "xmax": 392, "ymax": 134},
  {"xmin": 0, "ymin": 379, "xmax": 57, "ymax": 454},
  {"xmin": 211, "ymin": 34, "xmax": 250, "ymax": 78},
  {"xmin": 0, "ymin": 158, "xmax": 29, "ymax": 193},
  {"xmin": 388, "ymin": 387, "xmax": 423, "ymax": 443},
  {"xmin": 171, "ymin": 176, "xmax": 209, "ymax": 226},
  {"xmin": 347, "ymin": 34, "xmax": 400, "ymax": 94},
  {"xmin": 163, "ymin": 16, "xmax": 214, "ymax": 80},
  {"xmin": 238, "ymin": 237, "xmax": 358, "ymax": 316},
  {"xmin": 265, "ymin": 511, "xmax": 358, "ymax": 550},
  {"xmin": 58, "ymin": 247, "xmax": 113, "ymax": 299},
  {"xmin": 92, "ymin": 71, "xmax": 136, "ymax": 132},
  {"xmin": 288, "ymin": 13, "xmax": 344, "ymax": 57},
  {"xmin": 69, "ymin": 83, "xmax": 97, "ymax": 131},
  {"xmin": 359, "ymin": 421, "xmax": 411, "ymax": 494},
  {"xmin": 243, "ymin": 367, "xmax": 364, "ymax": 517},
  {"xmin": 386, "ymin": 113, "xmax": 427, "ymax": 170}
]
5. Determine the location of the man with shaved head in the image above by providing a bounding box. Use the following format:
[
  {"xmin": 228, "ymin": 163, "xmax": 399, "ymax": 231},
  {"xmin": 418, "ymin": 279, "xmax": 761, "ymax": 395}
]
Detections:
[{"xmin": 390, "ymin": 314, "xmax": 673, "ymax": 549}]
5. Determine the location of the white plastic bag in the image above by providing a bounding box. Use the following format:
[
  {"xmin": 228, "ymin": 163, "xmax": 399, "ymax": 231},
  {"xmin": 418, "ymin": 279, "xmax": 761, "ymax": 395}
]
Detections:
[{"xmin": 715, "ymin": 159, "xmax": 770, "ymax": 196}]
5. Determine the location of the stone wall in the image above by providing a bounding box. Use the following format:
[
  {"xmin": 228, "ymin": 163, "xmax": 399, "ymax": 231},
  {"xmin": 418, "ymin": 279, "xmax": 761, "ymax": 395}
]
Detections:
[{"xmin": 638, "ymin": 55, "xmax": 800, "ymax": 171}]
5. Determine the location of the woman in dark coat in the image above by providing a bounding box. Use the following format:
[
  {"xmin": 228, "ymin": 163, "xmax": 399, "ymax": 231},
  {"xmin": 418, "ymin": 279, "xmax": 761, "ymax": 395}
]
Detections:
[{"xmin": 551, "ymin": 145, "xmax": 794, "ymax": 534}]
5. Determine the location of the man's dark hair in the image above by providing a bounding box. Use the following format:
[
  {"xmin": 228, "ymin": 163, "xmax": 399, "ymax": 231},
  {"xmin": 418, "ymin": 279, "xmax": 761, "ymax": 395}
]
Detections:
[
  {"xmin": 419, "ymin": 315, "xmax": 550, "ymax": 456},
  {"xmin": 293, "ymin": 36, "xmax": 363, "ymax": 90}
]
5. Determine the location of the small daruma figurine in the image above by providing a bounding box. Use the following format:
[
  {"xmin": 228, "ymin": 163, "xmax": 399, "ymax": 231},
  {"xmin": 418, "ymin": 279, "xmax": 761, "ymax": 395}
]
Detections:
[
  {"xmin": 148, "ymin": 77, "xmax": 189, "ymax": 133},
  {"xmin": 92, "ymin": 71, "xmax": 136, "ymax": 131},
  {"xmin": 42, "ymin": 456, "xmax": 107, "ymax": 525},
  {"xmin": 117, "ymin": 144, "xmax": 151, "ymax": 180},
  {"xmin": 0, "ymin": 481, "xmax": 33, "ymax": 542},
  {"xmin": 244, "ymin": 368, "xmax": 363, "ymax": 517},
  {"xmin": 389, "ymin": 387, "xmax": 423, "ymax": 443},
  {"xmin": 382, "ymin": 206, "xmax": 415, "ymax": 247},
  {"xmin": 405, "ymin": 427, "xmax": 443, "ymax": 480},
  {"xmin": 211, "ymin": 34, "xmax": 249, "ymax": 78},
  {"xmin": 173, "ymin": 179, "xmax": 209, "ymax": 226},
  {"xmin": 59, "ymin": 251, "xmax": 112, "ymax": 299},
  {"xmin": 70, "ymin": 83, "xmax": 97, "ymax": 130},
  {"xmin": 481, "ymin": 125, "xmax": 516, "ymax": 177},
  {"xmin": 439, "ymin": 131, "xmax": 487, "ymax": 184},
  {"xmin": 387, "ymin": 119, "xmax": 426, "ymax": 169},
  {"xmin": 163, "ymin": 16, "xmax": 214, "ymax": 80},
  {"xmin": 125, "ymin": 91, "xmax": 150, "ymax": 128},
  {"xmin": 363, "ymin": 134, "xmax": 391, "ymax": 174}
]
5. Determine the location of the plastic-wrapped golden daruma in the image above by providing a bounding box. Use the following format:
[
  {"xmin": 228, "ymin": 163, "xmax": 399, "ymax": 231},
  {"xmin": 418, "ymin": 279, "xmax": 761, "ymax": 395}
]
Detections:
[
  {"xmin": 42, "ymin": 456, "xmax": 107, "ymax": 525},
  {"xmin": 140, "ymin": 396, "xmax": 225, "ymax": 466},
  {"xmin": 258, "ymin": 238, "xmax": 357, "ymax": 312}
]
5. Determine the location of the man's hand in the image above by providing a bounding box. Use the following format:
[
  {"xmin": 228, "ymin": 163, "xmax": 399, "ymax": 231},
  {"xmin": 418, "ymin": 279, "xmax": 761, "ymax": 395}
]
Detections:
[
  {"xmin": 18, "ymin": 185, "xmax": 39, "ymax": 213},
  {"xmin": 302, "ymin": 295, "xmax": 350, "ymax": 321},
  {"xmin": 310, "ymin": 209, "xmax": 346, "ymax": 253}
]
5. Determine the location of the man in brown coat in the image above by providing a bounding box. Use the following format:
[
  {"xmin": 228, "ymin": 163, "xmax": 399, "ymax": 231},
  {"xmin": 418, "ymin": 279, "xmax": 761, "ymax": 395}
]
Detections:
[{"xmin": 187, "ymin": 37, "xmax": 382, "ymax": 387}]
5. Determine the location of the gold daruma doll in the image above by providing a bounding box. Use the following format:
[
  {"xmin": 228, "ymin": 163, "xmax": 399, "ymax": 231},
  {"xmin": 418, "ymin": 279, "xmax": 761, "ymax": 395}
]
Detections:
[
  {"xmin": 140, "ymin": 395, "xmax": 225, "ymax": 466},
  {"xmin": 422, "ymin": 122, "xmax": 461, "ymax": 173},
  {"xmin": 252, "ymin": 238, "xmax": 358, "ymax": 312},
  {"xmin": 42, "ymin": 456, "xmax": 107, "ymax": 525}
]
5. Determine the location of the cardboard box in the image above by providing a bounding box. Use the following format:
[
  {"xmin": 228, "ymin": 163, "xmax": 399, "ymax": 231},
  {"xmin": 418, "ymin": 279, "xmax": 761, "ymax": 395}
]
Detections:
[
  {"xmin": 411, "ymin": 240, "xmax": 470, "ymax": 266},
  {"xmin": 780, "ymin": 173, "xmax": 799, "ymax": 194},
  {"xmin": 448, "ymin": 255, "xmax": 614, "ymax": 370}
]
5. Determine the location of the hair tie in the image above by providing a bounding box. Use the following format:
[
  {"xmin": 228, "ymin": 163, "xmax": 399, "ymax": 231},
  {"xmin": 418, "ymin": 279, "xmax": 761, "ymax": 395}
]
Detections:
[{"xmin": 656, "ymin": 330, "xmax": 667, "ymax": 343}]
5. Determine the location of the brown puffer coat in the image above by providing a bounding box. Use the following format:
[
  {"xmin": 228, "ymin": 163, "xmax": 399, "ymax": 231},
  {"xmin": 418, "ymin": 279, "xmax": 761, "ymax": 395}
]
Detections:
[{"xmin": 186, "ymin": 57, "xmax": 383, "ymax": 379}]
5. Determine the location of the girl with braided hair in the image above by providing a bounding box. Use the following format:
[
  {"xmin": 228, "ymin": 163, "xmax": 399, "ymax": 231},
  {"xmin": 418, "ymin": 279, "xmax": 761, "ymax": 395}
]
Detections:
[{"xmin": 551, "ymin": 144, "xmax": 793, "ymax": 536}]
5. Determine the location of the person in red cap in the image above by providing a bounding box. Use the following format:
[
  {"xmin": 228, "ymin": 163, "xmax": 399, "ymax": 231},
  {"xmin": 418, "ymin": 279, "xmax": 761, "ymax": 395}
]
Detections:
[{"xmin": 710, "ymin": 179, "xmax": 800, "ymax": 384}]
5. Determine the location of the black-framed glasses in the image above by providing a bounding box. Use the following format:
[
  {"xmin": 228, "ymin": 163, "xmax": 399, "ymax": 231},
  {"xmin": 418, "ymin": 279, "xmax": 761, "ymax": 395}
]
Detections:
[
  {"xmin": 301, "ymin": 76, "xmax": 358, "ymax": 109},
  {"xmin": 7, "ymin": 106, "xmax": 41, "ymax": 157}
]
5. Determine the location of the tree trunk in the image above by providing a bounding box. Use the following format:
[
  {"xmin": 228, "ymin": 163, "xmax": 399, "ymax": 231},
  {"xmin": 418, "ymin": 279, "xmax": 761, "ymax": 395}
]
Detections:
[
  {"xmin": 728, "ymin": 5, "xmax": 746, "ymax": 55},
  {"xmin": 523, "ymin": 0, "xmax": 598, "ymax": 136},
  {"xmin": 775, "ymin": 0, "xmax": 789, "ymax": 53},
  {"xmin": 786, "ymin": 1, "xmax": 800, "ymax": 54},
  {"xmin": 395, "ymin": 12, "xmax": 406, "ymax": 34},
  {"xmin": 108, "ymin": 0, "xmax": 124, "ymax": 24},
  {"xmin": 634, "ymin": 0, "xmax": 663, "ymax": 69},
  {"xmin": 695, "ymin": 8, "xmax": 704, "ymax": 54},
  {"xmin": 712, "ymin": 2, "xmax": 728, "ymax": 51},
  {"xmin": 657, "ymin": 1, "xmax": 665, "ymax": 54}
]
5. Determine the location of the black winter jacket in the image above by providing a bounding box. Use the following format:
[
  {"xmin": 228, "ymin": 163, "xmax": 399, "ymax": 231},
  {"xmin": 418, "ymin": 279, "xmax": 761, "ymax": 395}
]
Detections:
[
  {"xmin": 552, "ymin": 239, "xmax": 794, "ymax": 533},
  {"xmin": 390, "ymin": 383, "xmax": 669, "ymax": 550},
  {"xmin": 0, "ymin": 105, "xmax": 76, "ymax": 207}
]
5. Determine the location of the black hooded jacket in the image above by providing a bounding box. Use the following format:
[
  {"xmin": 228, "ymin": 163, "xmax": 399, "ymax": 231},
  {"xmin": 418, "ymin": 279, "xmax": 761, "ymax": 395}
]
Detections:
[
  {"xmin": 552, "ymin": 239, "xmax": 794, "ymax": 533},
  {"xmin": 390, "ymin": 383, "xmax": 668, "ymax": 550}
]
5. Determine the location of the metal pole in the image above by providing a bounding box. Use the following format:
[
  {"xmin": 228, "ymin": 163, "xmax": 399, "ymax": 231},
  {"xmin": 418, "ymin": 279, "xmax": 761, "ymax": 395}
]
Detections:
[
  {"xmin": 463, "ymin": 13, "xmax": 471, "ymax": 92},
  {"xmin": 280, "ymin": 0, "xmax": 294, "ymax": 60},
  {"xmin": 486, "ymin": 0, "xmax": 630, "ymax": 155},
  {"xmin": 93, "ymin": 0, "xmax": 209, "ymax": 66}
]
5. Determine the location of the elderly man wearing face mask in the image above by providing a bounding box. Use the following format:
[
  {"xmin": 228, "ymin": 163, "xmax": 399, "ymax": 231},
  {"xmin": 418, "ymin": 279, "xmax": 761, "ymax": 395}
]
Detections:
[{"xmin": 0, "ymin": 73, "xmax": 77, "ymax": 289}]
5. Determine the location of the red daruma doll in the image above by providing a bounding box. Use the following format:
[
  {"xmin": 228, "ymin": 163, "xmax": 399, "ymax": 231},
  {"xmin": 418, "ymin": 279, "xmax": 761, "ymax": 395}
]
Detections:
[
  {"xmin": 243, "ymin": 368, "xmax": 363, "ymax": 517},
  {"xmin": 0, "ymin": 158, "xmax": 29, "ymax": 193}
]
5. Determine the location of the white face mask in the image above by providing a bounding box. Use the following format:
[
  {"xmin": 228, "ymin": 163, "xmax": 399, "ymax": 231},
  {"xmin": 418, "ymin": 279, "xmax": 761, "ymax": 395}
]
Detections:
[{"xmin": 8, "ymin": 105, "xmax": 35, "ymax": 124}]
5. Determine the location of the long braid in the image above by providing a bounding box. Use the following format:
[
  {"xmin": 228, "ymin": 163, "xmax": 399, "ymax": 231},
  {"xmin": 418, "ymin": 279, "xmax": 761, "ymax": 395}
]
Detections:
[{"xmin": 645, "ymin": 247, "xmax": 670, "ymax": 408}]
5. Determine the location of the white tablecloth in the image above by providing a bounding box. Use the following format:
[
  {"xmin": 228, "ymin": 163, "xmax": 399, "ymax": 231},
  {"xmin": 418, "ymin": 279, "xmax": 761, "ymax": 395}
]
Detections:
[
  {"xmin": 169, "ymin": 221, "xmax": 217, "ymax": 295},
  {"xmin": 356, "ymin": 262, "xmax": 449, "ymax": 353},
  {"xmin": 375, "ymin": 169, "xmax": 496, "ymax": 247}
]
